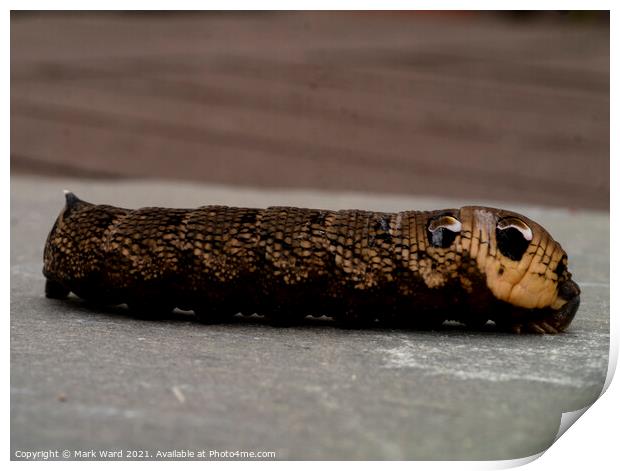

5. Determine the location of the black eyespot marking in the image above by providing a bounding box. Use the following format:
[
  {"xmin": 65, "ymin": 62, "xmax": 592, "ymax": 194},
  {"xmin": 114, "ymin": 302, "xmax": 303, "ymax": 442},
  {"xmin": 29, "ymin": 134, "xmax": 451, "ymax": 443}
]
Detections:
[
  {"xmin": 427, "ymin": 215, "xmax": 461, "ymax": 249},
  {"xmin": 498, "ymin": 267, "xmax": 504, "ymax": 276},
  {"xmin": 496, "ymin": 217, "xmax": 532, "ymax": 262}
]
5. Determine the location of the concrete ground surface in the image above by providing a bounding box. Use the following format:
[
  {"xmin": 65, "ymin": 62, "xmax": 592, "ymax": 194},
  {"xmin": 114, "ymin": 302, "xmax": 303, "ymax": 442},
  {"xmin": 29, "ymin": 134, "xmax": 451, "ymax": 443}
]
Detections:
[{"xmin": 10, "ymin": 176, "xmax": 609, "ymax": 460}]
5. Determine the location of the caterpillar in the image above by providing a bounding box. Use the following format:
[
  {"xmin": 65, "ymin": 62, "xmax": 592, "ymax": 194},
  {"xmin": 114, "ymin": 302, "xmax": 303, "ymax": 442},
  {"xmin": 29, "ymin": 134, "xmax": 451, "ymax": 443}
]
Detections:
[{"xmin": 43, "ymin": 192, "xmax": 581, "ymax": 334}]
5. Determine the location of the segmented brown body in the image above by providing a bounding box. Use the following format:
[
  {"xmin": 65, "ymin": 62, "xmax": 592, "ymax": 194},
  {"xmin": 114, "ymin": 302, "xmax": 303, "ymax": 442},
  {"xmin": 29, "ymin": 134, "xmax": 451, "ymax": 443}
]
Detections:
[{"xmin": 43, "ymin": 193, "xmax": 581, "ymax": 333}]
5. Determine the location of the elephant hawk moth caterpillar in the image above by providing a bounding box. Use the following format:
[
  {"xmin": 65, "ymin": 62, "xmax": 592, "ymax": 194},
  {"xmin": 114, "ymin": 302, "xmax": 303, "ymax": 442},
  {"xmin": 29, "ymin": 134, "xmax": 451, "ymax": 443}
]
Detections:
[{"xmin": 43, "ymin": 192, "xmax": 581, "ymax": 334}]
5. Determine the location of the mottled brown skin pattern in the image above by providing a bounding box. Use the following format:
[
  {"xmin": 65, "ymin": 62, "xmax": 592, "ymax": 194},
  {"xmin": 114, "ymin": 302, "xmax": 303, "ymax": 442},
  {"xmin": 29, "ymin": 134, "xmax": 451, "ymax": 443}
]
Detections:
[{"xmin": 43, "ymin": 193, "xmax": 581, "ymax": 334}]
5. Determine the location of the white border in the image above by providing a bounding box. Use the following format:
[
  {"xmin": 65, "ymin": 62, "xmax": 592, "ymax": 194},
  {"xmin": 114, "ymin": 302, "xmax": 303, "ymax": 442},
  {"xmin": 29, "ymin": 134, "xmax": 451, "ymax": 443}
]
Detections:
[{"xmin": 5, "ymin": 3, "xmax": 615, "ymax": 469}]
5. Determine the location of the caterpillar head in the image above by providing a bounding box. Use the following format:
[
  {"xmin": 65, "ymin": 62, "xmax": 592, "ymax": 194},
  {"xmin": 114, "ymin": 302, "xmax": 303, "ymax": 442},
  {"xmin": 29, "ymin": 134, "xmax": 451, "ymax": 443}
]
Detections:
[{"xmin": 431, "ymin": 207, "xmax": 580, "ymax": 332}]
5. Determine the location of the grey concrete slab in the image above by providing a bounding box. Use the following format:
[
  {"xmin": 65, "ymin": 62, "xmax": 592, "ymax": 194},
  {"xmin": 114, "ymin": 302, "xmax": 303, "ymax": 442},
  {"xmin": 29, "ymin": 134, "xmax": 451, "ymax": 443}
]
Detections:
[{"xmin": 10, "ymin": 176, "xmax": 609, "ymax": 460}]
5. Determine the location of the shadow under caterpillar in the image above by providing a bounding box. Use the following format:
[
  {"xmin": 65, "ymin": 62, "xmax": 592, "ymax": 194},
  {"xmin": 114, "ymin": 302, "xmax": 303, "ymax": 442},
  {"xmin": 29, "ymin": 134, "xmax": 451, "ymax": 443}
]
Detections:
[{"xmin": 43, "ymin": 192, "xmax": 581, "ymax": 334}]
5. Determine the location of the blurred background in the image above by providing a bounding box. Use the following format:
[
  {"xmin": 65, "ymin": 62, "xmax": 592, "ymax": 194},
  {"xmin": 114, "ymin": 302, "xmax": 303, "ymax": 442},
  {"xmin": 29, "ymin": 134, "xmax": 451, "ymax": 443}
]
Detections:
[{"xmin": 10, "ymin": 11, "xmax": 609, "ymax": 210}]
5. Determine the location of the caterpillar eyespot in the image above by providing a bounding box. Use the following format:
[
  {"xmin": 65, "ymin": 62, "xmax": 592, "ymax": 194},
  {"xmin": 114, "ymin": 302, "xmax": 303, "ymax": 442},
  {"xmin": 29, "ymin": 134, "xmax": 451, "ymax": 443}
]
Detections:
[
  {"xmin": 43, "ymin": 192, "xmax": 581, "ymax": 334},
  {"xmin": 427, "ymin": 215, "xmax": 462, "ymax": 248},
  {"xmin": 496, "ymin": 217, "xmax": 533, "ymax": 262},
  {"xmin": 497, "ymin": 217, "xmax": 533, "ymax": 241}
]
